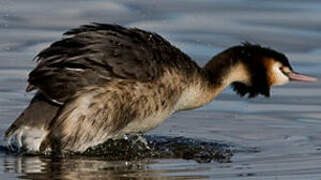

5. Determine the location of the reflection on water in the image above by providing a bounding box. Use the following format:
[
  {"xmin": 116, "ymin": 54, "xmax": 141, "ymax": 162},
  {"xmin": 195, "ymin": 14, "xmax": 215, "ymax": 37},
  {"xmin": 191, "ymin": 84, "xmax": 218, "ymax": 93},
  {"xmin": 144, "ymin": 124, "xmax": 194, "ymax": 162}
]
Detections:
[
  {"xmin": 1, "ymin": 0, "xmax": 321, "ymax": 179},
  {"xmin": 5, "ymin": 155, "xmax": 151, "ymax": 180},
  {"xmin": 3, "ymin": 155, "xmax": 212, "ymax": 180},
  {"xmin": 1, "ymin": 135, "xmax": 233, "ymax": 179}
]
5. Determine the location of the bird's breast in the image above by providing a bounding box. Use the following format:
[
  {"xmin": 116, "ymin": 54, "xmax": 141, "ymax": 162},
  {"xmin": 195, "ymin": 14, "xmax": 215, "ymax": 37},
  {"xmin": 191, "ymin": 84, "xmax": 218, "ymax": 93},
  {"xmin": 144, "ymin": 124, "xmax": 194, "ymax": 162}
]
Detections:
[
  {"xmin": 174, "ymin": 83, "xmax": 214, "ymax": 111},
  {"xmin": 120, "ymin": 108, "xmax": 174, "ymax": 135}
]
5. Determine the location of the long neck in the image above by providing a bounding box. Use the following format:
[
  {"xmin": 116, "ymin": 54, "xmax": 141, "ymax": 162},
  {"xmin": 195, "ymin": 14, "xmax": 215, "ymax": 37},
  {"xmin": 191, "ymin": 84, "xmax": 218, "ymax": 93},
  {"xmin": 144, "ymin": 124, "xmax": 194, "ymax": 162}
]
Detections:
[
  {"xmin": 176, "ymin": 52, "xmax": 249, "ymax": 111},
  {"xmin": 202, "ymin": 60, "xmax": 249, "ymax": 97}
]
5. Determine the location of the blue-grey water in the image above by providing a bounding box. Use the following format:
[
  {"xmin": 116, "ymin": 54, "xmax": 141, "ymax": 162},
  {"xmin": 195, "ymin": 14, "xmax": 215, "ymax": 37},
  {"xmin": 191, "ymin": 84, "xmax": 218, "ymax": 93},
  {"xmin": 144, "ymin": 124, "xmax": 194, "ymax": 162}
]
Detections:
[{"xmin": 1, "ymin": 0, "xmax": 321, "ymax": 179}]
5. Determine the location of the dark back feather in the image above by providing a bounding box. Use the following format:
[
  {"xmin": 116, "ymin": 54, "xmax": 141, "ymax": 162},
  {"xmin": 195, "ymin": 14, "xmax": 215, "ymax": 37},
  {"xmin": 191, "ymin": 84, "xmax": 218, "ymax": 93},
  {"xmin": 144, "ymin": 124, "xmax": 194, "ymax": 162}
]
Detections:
[{"xmin": 28, "ymin": 23, "xmax": 198, "ymax": 103}]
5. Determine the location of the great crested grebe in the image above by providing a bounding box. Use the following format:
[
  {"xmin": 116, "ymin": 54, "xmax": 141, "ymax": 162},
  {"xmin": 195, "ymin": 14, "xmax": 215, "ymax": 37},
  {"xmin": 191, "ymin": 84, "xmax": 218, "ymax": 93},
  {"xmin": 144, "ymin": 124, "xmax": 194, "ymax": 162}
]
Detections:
[{"xmin": 5, "ymin": 23, "xmax": 317, "ymax": 152}]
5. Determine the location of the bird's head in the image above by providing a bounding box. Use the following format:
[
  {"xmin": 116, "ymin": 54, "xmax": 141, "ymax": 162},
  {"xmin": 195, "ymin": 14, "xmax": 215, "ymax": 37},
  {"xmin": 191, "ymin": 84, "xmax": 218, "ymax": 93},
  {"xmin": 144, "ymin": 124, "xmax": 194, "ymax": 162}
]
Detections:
[{"xmin": 229, "ymin": 43, "xmax": 317, "ymax": 98}]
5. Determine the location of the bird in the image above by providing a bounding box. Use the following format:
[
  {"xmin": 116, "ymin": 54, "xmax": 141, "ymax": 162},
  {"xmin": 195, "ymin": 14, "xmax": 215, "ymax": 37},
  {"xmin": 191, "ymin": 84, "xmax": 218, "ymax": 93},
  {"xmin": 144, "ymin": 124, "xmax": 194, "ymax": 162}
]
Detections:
[{"xmin": 5, "ymin": 23, "xmax": 317, "ymax": 153}]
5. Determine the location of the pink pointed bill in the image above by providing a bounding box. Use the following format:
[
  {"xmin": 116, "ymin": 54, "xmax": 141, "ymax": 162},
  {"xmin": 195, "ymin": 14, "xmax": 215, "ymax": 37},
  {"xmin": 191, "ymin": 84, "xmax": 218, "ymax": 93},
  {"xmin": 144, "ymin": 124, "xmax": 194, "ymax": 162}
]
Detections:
[{"xmin": 287, "ymin": 72, "xmax": 318, "ymax": 82}]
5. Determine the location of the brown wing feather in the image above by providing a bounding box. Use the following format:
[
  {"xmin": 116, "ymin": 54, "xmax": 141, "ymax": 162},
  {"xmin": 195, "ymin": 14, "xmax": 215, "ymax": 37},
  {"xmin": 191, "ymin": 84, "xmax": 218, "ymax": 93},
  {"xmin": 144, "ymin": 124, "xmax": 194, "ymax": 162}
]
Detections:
[{"xmin": 28, "ymin": 23, "xmax": 194, "ymax": 103}]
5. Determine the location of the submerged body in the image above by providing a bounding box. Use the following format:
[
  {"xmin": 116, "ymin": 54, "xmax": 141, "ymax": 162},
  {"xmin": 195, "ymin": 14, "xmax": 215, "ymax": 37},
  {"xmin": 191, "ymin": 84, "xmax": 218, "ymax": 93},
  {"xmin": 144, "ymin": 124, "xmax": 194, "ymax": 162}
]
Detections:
[{"xmin": 5, "ymin": 23, "xmax": 316, "ymax": 152}]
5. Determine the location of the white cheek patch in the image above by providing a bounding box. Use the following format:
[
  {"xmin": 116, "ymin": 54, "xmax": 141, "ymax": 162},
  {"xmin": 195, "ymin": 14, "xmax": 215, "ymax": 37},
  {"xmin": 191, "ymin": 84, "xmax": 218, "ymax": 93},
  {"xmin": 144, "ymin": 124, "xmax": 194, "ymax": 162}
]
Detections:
[{"xmin": 271, "ymin": 64, "xmax": 290, "ymax": 86}]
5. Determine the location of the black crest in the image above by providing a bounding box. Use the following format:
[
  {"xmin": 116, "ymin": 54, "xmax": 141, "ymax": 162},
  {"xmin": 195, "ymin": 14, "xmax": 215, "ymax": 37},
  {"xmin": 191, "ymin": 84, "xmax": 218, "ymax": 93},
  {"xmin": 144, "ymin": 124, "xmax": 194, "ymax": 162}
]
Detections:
[{"xmin": 231, "ymin": 42, "xmax": 290, "ymax": 98}]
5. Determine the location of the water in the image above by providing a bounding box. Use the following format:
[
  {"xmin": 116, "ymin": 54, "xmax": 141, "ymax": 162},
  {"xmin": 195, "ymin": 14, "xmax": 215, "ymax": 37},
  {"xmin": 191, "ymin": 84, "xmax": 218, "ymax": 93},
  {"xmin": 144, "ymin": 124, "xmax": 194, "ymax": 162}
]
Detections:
[{"xmin": 1, "ymin": 0, "xmax": 321, "ymax": 179}]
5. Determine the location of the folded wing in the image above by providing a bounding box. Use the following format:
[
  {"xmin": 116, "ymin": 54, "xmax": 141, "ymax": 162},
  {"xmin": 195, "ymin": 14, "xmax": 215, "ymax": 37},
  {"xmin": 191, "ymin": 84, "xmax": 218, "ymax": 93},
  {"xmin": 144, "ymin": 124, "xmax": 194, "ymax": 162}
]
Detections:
[{"xmin": 28, "ymin": 23, "xmax": 175, "ymax": 103}]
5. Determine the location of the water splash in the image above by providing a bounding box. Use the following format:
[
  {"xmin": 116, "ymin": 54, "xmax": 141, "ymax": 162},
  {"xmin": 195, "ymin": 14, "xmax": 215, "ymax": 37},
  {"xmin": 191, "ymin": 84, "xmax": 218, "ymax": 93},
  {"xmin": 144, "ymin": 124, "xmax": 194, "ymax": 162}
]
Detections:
[
  {"xmin": 1, "ymin": 135, "xmax": 233, "ymax": 163},
  {"xmin": 82, "ymin": 135, "xmax": 233, "ymax": 163}
]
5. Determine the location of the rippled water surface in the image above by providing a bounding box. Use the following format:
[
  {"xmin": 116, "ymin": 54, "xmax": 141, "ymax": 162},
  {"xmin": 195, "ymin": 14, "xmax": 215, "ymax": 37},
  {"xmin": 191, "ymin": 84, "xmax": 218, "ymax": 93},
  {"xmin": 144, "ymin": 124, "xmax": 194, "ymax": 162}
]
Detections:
[{"xmin": 1, "ymin": 0, "xmax": 321, "ymax": 179}]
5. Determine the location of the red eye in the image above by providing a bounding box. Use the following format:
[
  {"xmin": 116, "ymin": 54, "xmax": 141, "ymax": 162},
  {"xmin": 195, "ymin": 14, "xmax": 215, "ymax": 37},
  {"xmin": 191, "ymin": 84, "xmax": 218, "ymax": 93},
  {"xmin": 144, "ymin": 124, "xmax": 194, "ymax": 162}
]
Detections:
[{"xmin": 280, "ymin": 67, "xmax": 290, "ymax": 75}]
